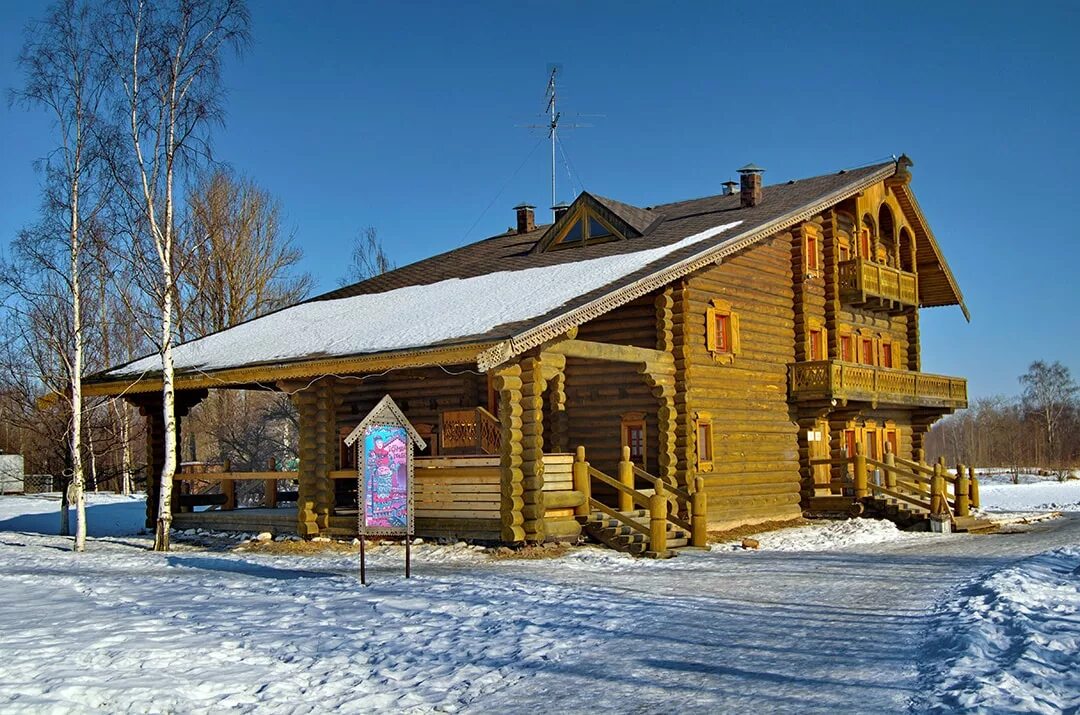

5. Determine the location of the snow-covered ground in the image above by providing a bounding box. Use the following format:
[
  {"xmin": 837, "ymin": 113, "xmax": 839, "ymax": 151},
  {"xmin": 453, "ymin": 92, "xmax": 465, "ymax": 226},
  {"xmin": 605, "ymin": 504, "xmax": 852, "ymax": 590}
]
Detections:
[
  {"xmin": 918, "ymin": 546, "xmax": 1080, "ymax": 713},
  {"xmin": 0, "ymin": 491, "xmax": 1077, "ymax": 713},
  {"xmin": 977, "ymin": 473, "xmax": 1080, "ymax": 513}
]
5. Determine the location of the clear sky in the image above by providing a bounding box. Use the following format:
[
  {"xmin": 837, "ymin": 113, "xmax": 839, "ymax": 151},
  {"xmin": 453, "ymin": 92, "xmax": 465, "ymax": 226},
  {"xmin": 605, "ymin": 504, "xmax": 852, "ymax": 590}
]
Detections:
[{"xmin": 1, "ymin": 0, "xmax": 1077, "ymax": 398}]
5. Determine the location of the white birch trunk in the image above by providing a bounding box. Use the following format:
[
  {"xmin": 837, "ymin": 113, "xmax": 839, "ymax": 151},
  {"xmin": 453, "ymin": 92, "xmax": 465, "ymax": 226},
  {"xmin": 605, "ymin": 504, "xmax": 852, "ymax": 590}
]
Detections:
[{"xmin": 70, "ymin": 167, "xmax": 87, "ymax": 552}]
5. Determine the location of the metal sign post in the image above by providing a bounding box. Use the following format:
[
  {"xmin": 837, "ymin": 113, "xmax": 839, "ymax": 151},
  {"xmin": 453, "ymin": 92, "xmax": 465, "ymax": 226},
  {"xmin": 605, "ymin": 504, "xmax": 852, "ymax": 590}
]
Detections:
[{"xmin": 343, "ymin": 395, "xmax": 426, "ymax": 586}]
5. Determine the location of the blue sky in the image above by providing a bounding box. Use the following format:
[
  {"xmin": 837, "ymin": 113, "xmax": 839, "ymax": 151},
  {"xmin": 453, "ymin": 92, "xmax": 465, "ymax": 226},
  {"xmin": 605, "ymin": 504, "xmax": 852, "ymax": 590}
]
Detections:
[{"xmin": 1, "ymin": 0, "xmax": 1077, "ymax": 397}]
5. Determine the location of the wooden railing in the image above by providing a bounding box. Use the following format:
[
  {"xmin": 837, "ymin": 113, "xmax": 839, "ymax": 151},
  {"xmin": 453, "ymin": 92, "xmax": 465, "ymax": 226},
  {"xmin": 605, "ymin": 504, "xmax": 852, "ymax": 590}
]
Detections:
[
  {"xmin": 809, "ymin": 444, "xmax": 980, "ymax": 522},
  {"xmin": 440, "ymin": 407, "xmax": 502, "ymax": 455},
  {"xmin": 789, "ymin": 361, "xmax": 968, "ymax": 409},
  {"xmin": 572, "ymin": 445, "xmax": 707, "ymax": 553},
  {"xmin": 838, "ymin": 258, "xmax": 918, "ymax": 308},
  {"xmin": 174, "ymin": 458, "xmax": 298, "ymax": 511}
]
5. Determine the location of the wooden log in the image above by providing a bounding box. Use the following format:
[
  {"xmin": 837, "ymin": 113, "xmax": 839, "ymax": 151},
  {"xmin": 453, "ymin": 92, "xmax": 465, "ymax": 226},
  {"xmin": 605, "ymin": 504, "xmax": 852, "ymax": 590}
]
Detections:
[
  {"xmin": 968, "ymin": 465, "xmax": 980, "ymax": 509},
  {"xmin": 544, "ymin": 518, "xmax": 582, "ymax": 540},
  {"xmin": 852, "ymin": 442, "xmax": 868, "ymax": 500},
  {"xmin": 691, "ymin": 476, "xmax": 707, "ymax": 547},
  {"xmin": 617, "ymin": 447, "xmax": 634, "ymax": 513},
  {"xmin": 543, "ymin": 490, "xmax": 586, "ymax": 509},
  {"xmin": 955, "ymin": 464, "xmax": 970, "ymax": 517},
  {"xmin": 650, "ymin": 483, "xmax": 668, "ymax": 554},
  {"xmin": 573, "ymin": 446, "xmax": 590, "ymax": 520},
  {"xmin": 222, "ymin": 478, "xmax": 236, "ymax": 511}
]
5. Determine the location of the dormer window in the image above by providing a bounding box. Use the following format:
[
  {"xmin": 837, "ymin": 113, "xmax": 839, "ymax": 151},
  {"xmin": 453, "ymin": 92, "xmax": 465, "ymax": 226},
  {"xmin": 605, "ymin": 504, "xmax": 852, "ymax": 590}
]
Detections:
[{"xmin": 549, "ymin": 207, "xmax": 622, "ymax": 250}]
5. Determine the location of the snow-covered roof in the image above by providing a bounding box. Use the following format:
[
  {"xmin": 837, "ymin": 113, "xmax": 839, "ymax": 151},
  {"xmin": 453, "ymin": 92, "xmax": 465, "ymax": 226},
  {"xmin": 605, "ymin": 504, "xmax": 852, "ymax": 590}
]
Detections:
[
  {"xmin": 106, "ymin": 220, "xmax": 744, "ymax": 379},
  {"xmin": 92, "ymin": 159, "xmax": 946, "ymax": 388}
]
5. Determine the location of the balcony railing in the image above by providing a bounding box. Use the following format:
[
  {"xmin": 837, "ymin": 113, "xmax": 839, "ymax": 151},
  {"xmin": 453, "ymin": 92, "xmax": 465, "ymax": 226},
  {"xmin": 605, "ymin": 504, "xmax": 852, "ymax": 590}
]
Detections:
[
  {"xmin": 789, "ymin": 360, "xmax": 968, "ymax": 409},
  {"xmin": 838, "ymin": 258, "xmax": 918, "ymax": 309}
]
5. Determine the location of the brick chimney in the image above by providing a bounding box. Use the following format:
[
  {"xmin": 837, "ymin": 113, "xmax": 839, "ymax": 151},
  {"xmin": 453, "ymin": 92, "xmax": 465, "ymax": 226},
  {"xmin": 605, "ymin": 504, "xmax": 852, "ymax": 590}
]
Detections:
[
  {"xmin": 514, "ymin": 203, "xmax": 536, "ymax": 234},
  {"xmin": 737, "ymin": 164, "xmax": 764, "ymax": 208},
  {"xmin": 552, "ymin": 202, "xmax": 570, "ymax": 223}
]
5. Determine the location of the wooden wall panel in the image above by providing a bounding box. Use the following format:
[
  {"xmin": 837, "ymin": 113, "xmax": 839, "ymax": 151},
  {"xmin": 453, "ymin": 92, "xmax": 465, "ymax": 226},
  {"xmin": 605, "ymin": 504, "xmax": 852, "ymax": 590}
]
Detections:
[{"xmin": 683, "ymin": 235, "xmax": 803, "ymax": 528}]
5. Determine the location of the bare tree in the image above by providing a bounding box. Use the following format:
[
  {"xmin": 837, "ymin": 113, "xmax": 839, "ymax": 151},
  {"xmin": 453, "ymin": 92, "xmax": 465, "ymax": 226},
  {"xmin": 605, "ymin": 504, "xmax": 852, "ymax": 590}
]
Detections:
[
  {"xmin": 1020, "ymin": 360, "xmax": 1077, "ymax": 469},
  {"xmin": 103, "ymin": 0, "xmax": 249, "ymax": 551},
  {"xmin": 340, "ymin": 226, "xmax": 395, "ymax": 285},
  {"xmin": 179, "ymin": 168, "xmax": 310, "ymax": 339},
  {"xmin": 7, "ymin": 0, "xmax": 114, "ymax": 550}
]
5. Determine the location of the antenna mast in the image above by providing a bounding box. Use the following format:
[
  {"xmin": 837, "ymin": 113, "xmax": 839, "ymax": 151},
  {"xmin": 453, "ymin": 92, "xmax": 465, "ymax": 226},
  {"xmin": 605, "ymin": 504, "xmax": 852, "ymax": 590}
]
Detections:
[{"xmin": 545, "ymin": 66, "xmax": 560, "ymax": 217}]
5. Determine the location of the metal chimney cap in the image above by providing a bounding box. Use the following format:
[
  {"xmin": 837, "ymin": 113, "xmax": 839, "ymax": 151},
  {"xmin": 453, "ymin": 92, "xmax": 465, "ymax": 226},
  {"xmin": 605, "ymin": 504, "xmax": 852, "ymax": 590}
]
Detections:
[
  {"xmin": 737, "ymin": 164, "xmax": 765, "ymax": 174},
  {"xmin": 514, "ymin": 202, "xmax": 536, "ymax": 210}
]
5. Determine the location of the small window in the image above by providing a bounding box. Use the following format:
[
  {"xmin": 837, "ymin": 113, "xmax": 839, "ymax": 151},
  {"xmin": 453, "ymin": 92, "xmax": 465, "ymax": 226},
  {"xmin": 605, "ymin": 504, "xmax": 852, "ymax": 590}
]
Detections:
[
  {"xmin": 861, "ymin": 338, "xmax": 875, "ymax": 365},
  {"xmin": 839, "ymin": 333, "xmax": 854, "ymax": 362},
  {"xmin": 881, "ymin": 342, "xmax": 894, "ymax": 369},
  {"xmin": 804, "ymin": 225, "xmax": 821, "ymax": 273},
  {"xmin": 620, "ymin": 413, "xmax": 647, "ymax": 467},
  {"xmin": 561, "ymin": 220, "xmax": 584, "ymax": 244},
  {"xmin": 706, "ymin": 299, "xmax": 740, "ymax": 364},
  {"xmin": 588, "ymin": 217, "xmax": 613, "ymax": 240},
  {"xmin": 810, "ymin": 329, "xmax": 824, "ymax": 361},
  {"xmin": 807, "ymin": 318, "xmax": 827, "ymax": 362},
  {"xmin": 695, "ymin": 413, "xmax": 714, "ymax": 471},
  {"xmin": 837, "ymin": 233, "xmax": 851, "ymax": 263},
  {"xmin": 550, "ymin": 208, "xmax": 621, "ymax": 249}
]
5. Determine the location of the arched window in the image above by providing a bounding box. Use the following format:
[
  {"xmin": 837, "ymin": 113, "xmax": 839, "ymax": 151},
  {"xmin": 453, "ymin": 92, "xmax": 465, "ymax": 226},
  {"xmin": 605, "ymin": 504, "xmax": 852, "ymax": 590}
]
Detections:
[
  {"xmin": 860, "ymin": 215, "xmax": 876, "ymax": 260},
  {"xmin": 898, "ymin": 227, "xmax": 914, "ymax": 272},
  {"xmin": 878, "ymin": 204, "xmax": 896, "ymax": 266}
]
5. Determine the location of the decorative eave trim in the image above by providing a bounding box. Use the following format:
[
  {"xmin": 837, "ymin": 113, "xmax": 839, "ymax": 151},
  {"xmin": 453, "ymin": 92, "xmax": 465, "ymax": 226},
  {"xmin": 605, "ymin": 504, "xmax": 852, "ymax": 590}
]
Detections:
[
  {"xmin": 479, "ymin": 163, "xmax": 897, "ymax": 370},
  {"xmin": 893, "ymin": 182, "xmax": 970, "ymax": 322},
  {"xmin": 343, "ymin": 393, "xmax": 427, "ymax": 450},
  {"xmin": 83, "ymin": 341, "xmax": 498, "ymax": 397}
]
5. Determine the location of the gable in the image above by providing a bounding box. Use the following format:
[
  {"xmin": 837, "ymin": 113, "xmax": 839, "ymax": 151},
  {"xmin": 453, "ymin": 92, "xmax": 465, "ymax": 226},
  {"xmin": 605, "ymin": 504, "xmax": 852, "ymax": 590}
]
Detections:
[{"xmin": 534, "ymin": 191, "xmax": 660, "ymax": 253}]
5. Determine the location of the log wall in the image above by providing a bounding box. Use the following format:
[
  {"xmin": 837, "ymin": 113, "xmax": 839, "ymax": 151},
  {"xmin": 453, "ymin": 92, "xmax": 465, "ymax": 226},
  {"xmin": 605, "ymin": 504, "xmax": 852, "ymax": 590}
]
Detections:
[{"xmin": 682, "ymin": 235, "xmax": 803, "ymax": 528}]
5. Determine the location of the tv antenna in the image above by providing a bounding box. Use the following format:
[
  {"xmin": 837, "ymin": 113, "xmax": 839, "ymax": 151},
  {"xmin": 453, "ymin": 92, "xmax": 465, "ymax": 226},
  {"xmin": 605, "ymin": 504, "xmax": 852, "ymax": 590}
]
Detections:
[{"xmin": 521, "ymin": 64, "xmax": 599, "ymax": 220}]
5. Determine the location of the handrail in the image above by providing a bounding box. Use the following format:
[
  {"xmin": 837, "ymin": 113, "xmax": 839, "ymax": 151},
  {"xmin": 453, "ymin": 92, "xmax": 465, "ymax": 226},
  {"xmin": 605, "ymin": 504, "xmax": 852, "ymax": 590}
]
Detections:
[
  {"xmin": 589, "ymin": 466, "xmax": 651, "ymax": 510},
  {"xmin": 868, "ymin": 482, "xmax": 932, "ymax": 511},
  {"xmin": 892, "ymin": 455, "xmax": 936, "ymax": 477},
  {"xmin": 633, "ymin": 465, "xmax": 692, "ymax": 502},
  {"xmin": 589, "ymin": 498, "xmax": 650, "ymax": 537}
]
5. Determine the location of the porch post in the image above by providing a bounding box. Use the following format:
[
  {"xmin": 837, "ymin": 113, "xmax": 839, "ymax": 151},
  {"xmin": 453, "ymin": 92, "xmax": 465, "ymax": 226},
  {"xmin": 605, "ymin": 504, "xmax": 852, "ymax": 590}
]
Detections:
[
  {"xmin": 494, "ymin": 362, "xmax": 525, "ymax": 543},
  {"xmin": 520, "ymin": 356, "xmax": 547, "ymax": 542},
  {"xmin": 292, "ymin": 378, "xmax": 341, "ymax": 538},
  {"xmin": 642, "ymin": 358, "xmax": 678, "ymax": 495}
]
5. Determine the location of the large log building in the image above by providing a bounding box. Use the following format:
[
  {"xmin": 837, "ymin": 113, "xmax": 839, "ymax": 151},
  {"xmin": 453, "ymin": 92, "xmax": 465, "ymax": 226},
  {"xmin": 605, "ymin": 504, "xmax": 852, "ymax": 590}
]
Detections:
[{"xmin": 85, "ymin": 156, "xmax": 970, "ymax": 550}]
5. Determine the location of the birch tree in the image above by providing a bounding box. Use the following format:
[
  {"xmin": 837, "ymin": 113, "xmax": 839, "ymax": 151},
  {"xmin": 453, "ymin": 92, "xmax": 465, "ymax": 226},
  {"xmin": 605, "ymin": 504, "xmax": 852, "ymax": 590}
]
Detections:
[
  {"xmin": 103, "ymin": 0, "xmax": 249, "ymax": 551},
  {"xmin": 7, "ymin": 0, "xmax": 113, "ymax": 550}
]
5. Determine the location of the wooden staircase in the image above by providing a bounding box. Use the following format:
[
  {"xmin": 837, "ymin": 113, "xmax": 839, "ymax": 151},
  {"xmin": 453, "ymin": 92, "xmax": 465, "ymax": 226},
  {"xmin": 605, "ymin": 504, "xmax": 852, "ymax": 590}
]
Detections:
[
  {"xmin": 583, "ymin": 503, "xmax": 693, "ymax": 558},
  {"xmin": 809, "ymin": 446, "xmax": 997, "ymax": 533},
  {"xmin": 572, "ymin": 447, "xmax": 707, "ymax": 559}
]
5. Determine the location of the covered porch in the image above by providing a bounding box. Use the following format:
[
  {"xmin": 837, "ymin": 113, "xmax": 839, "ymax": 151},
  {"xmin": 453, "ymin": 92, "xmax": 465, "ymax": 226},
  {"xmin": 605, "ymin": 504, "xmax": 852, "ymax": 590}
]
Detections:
[{"xmin": 120, "ymin": 328, "xmax": 685, "ymax": 545}]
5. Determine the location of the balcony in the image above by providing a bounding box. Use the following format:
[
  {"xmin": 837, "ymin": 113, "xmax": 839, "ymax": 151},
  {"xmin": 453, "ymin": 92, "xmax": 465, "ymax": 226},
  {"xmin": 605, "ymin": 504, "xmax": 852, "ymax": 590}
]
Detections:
[
  {"xmin": 838, "ymin": 258, "xmax": 918, "ymax": 311},
  {"xmin": 789, "ymin": 360, "xmax": 968, "ymax": 410}
]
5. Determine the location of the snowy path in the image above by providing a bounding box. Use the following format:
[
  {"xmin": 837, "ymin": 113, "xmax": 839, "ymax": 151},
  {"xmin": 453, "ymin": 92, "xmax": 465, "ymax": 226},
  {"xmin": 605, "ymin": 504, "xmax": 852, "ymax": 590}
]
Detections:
[{"xmin": 0, "ymin": 503, "xmax": 1077, "ymax": 713}]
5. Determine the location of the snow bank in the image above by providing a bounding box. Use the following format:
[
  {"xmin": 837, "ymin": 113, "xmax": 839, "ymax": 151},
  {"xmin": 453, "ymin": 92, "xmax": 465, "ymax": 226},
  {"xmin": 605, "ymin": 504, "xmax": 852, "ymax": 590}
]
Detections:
[
  {"xmin": 712, "ymin": 518, "xmax": 933, "ymax": 552},
  {"xmin": 110, "ymin": 221, "xmax": 742, "ymax": 377},
  {"xmin": 918, "ymin": 546, "xmax": 1080, "ymax": 713},
  {"xmin": 0, "ymin": 493, "xmax": 146, "ymax": 537},
  {"xmin": 979, "ymin": 479, "xmax": 1080, "ymax": 513}
]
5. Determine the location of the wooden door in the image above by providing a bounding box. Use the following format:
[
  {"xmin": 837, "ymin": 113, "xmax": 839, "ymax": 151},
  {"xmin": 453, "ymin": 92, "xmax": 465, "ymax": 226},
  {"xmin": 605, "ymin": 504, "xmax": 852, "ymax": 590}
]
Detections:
[{"xmin": 809, "ymin": 419, "xmax": 830, "ymax": 492}]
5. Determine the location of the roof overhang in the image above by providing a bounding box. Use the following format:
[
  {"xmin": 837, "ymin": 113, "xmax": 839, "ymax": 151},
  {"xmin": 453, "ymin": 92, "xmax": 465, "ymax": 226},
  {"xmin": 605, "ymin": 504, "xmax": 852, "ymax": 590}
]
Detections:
[
  {"xmin": 480, "ymin": 162, "xmax": 899, "ymax": 369},
  {"xmin": 891, "ymin": 181, "xmax": 970, "ymax": 321},
  {"xmin": 82, "ymin": 341, "xmax": 500, "ymax": 398}
]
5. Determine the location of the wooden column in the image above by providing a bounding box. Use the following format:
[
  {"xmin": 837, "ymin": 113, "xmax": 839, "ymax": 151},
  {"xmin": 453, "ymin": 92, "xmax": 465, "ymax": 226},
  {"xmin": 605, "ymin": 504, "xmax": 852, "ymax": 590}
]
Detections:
[
  {"xmin": 796, "ymin": 414, "xmax": 820, "ymax": 506},
  {"xmin": 315, "ymin": 379, "xmax": 340, "ymax": 530},
  {"xmin": 822, "ymin": 210, "xmax": 841, "ymax": 359},
  {"xmin": 670, "ymin": 282, "xmax": 694, "ymax": 492},
  {"xmin": 293, "ymin": 386, "xmax": 321, "ymax": 537},
  {"xmin": 494, "ymin": 362, "xmax": 525, "ymax": 543},
  {"xmin": 520, "ymin": 356, "xmax": 547, "ymax": 542}
]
